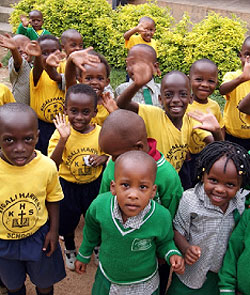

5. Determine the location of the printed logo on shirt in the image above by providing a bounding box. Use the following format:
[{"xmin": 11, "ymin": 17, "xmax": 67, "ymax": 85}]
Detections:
[
  {"xmin": 40, "ymin": 97, "xmax": 64, "ymax": 121},
  {"xmin": 0, "ymin": 193, "xmax": 41, "ymax": 238},
  {"xmin": 165, "ymin": 144, "xmax": 187, "ymax": 171},
  {"xmin": 65, "ymin": 147, "xmax": 98, "ymax": 182},
  {"xmin": 131, "ymin": 238, "xmax": 152, "ymax": 251},
  {"xmin": 238, "ymin": 99, "xmax": 250, "ymax": 128}
]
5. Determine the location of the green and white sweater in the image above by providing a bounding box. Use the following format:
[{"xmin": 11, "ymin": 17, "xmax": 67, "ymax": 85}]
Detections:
[
  {"xmin": 77, "ymin": 192, "xmax": 181, "ymax": 284},
  {"xmin": 99, "ymin": 153, "xmax": 183, "ymax": 219},
  {"xmin": 219, "ymin": 209, "xmax": 250, "ymax": 295}
]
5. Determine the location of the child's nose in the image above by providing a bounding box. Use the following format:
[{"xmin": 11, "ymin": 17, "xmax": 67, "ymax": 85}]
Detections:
[
  {"xmin": 214, "ymin": 184, "xmax": 225, "ymax": 194},
  {"xmin": 14, "ymin": 142, "xmax": 25, "ymax": 153},
  {"xmin": 128, "ymin": 189, "xmax": 139, "ymax": 200}
]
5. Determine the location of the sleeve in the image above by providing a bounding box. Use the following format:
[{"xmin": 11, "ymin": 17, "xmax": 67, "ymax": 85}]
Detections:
[
  {"xmin": 191, "ymin": 119, "xmax": 212, "ymax": 143},
  {"xmin": 47, "ymin": 129, "xmax": 60, "ymax": 157},
  {"xmin": 16, "ymin": 23, "xmax": 28, "ymax": 36},
  {"xmin": 222, "ymin": 72, "xmax": 236, "ymax": 84},
  {"xmin": 0, "ymin": 84, "xmax": 15, "ymax": 103},
  {"xmin": 77, "ymin": 199, "xmax": 101, "ymax": 264},
  {"xmin": 218, "ymin": 210, "xmax": 249, "ymax": 295},
  {"xmin": 215, "ymin": 105, "xmax": 224, "ymax": 128},
  {"xmin": 99, "ymin": 160, "xmax": 114, "ymax": 194},
  {"xmin": 157, "ymin": 161, "xmax": 183, "ymax": 219},
  {"xmin": 125, "ymin": 35, "xmax": 136, "ymax": 49},
  {"xmin": 46, "ymin": 160, "xmax": 64, "ymax": 202},
  {"xmin": 173, "ymin": 192, "xmax": 192, "ymax": 238},
  {"xmin": 155, "ymin": 207, "xmax": 182, "ymax": 264}
]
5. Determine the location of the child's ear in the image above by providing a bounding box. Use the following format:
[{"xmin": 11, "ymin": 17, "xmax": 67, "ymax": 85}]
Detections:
[
  {"xmin": 134, "ymin": 140, "xmax": 144, "ymax": 151},
  {"xmin": 154, "ymin": 62, "xmax": 161, "ymax": 76},
  {"xmin": 105, "ymin": 77, "xmax": 110, "ymax": 87},
  {"xmin": 92, "ymin": 107, "xmax": 98, "ymax": 118},
  {"xmin": 158, "ymin": 94, "xmax": 162, "ymax": 105},
  {"xmin": 151, "ymin": 184, "xmax": 157, "ymax": 199},
  {"xmin": 110, "ymin": 180, "xmax": 116, "ymax": 196},
  {"xmin": 35, "ymin": 129, "xmax": 40, "ymax": 145}
]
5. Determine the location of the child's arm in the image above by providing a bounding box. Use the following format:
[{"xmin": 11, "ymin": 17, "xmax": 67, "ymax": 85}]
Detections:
[
  {"xmin": 50, "ymin": 114, "xmax": 71, "ymax": 168},
  {"xmin": 0, "ymin": 34, "xmax": 22, "ymax": 71},
  {"xmin": 220, "ymin": 56, "xmax": 250, "ymax": 95},
  {"xmin": 102, "ymin": 92, "xmax": 119, "ymax": 113},
  {"xmin": 174, "ymin": 230, "xmax": 201, "ymax": 265},
  {"xmin": 237, "ymin": 92, "xmax": 250, "ymax": 114},
  {"xmin": 88, "ymin": 154, "xmax": 109, "ymax": 168},
  {"xmin": 25, "ymin": 40, "xmax": 43, "ymax": 86},
  {"xmin": 116, "ymin": 59, "xmax": 155, "ymax": 112},
  {"xmin": 188, "ymin": 109, "xmax": 223, "ymax": 142},
  {"xmin": 124, "ymin": 22, "xmax": 146, "ymax": 41},
  {"xmin": 45, "ymin": 50, "xmax": 65, "ymax": 84},
  {"xmin": 65, "ymin": 47, "xmax": 100, "ymax": 89},
  {"xmin": 43, "ymin": 201, "xmax": 60, "ymax": 257}
]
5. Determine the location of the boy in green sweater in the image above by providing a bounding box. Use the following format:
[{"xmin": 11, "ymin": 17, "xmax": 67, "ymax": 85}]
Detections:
[{"xmin": 75, "ymin": 150, "xmax": 184, "ymax": 294}]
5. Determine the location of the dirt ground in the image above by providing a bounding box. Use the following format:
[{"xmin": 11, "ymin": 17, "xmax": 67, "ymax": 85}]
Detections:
[{"xmin": 0, "ymin": 47, "xmax": 96, "ymax": 295}]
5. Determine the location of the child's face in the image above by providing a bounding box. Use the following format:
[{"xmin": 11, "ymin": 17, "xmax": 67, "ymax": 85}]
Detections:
[
  {"xmin": 111, "ymin": 158, "xmax": 156, "ymax": 221},
  {"xmin": 39, "ymin": 39, "xmax": 61, "ymax": 66},
  {"xmin": 80, "ymin": 63, "xmax": 109, "ymax": 99},
  {"xmin": 14, "ymin": 36, "xmax": 32, "ymax": 62},
  {"xmin": 159, "ymin": 73, "xmax": 190, "ymax": 123},
  {"xmin": 203, "ymin": 157, "xmax": 242, "ymax": 212},
  {"xmin": 65, "ymin": 93, "xmax": 97, "ymax": 133},
  {"xmin": 62, "ymin": 33, "xmax": 83, "ymax": 57},
  {"xmin": 140, "ymin": 21, "xmax": 156, "ymax": 43},
  {"xmin": 0, "ymin": 113, "xmax": 39, "ymax": 166},
  {"xmin": 29, "ymin": 11, "xmax": 43, "ymax": 31},
  {"xmin": 240, "ymin": 41, "xmax": 250, "ymax": 67},
  {"xmin": 190, "ymin": 63, "xmax": 218, "ymax": 103}
]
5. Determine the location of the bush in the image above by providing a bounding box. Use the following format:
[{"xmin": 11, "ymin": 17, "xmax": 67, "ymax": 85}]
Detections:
[{"xmin": 10, "ymin": 1, "xmax": 247, "ymax": 83}]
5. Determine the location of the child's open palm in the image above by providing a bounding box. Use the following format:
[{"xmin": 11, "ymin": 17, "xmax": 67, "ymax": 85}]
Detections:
[
  {"xmin": 25, "ymin": 40, "xmax": 41, "ymax": 57},
  {"xmin": 70, "ymin": 47, "xmax": 100, "ymax": 73},
  {"xmin": 0, "ymin": 33, "xmax": 16, "ymax": 50},
  {"xmin": 188, "ymin": 109, "xmax": 220, "ymax": 133},
  {"xmin": 53, "ymin": 113, "xmax": 71, "ymax": 141},
  {"xmin": 102, "ymin": 92, "xmax": 118, "ymax": 113},
  {"xmin": 46, "ymin": 50, "xmax": 66, "ymax": 68},
  {"xmin": 20, "ymin": 14, "xmax": 29, "ymax": 27}
]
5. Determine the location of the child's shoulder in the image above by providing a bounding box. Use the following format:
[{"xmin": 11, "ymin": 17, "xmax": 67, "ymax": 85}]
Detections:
[{"xmin": 222, "ymin": 69, "xmax": 242, "ymax": 83}]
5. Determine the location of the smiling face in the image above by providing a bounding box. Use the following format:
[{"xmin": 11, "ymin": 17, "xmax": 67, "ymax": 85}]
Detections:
[
  {"xmin": 13, "ymin": 35, "xmax": 32, "ymax": 62},
  {"xmin": 65, "ymin": 92, "xmax": 97, "ymax": 133},
  {"xmin": 80, "ymin": 63, "xmax": 109, "ymax": 99},
  {"xmin": 111, "ymin": 156, "xmax": 157, "ymax": 222},
  {"xmin": 159, "ymin": 72, "xmax": 190, "ymax": 128},
  {"xmin": 140, "ymin": 20, "xmax": 156, "ymax": 43},
  {"xmin": 203, "ymin": 157, "xmax": 242, "ymax": 212},
  {"xmin": 62, "ymin": 32, "xmax": 83, "ymax": 57},
  {"xmin": 29, "ymin": 11, "xmax": 43, "ymax": 31},
  {"xmin": 190, "ymin": 62, "xmax": 218, "ymax": 104},
  {"xmin": 0, "ymin": 112, "xmax": 39, "ymax": 166}
]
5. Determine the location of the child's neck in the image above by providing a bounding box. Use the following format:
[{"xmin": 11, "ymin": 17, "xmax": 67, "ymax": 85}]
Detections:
[
  {"xmin": 167, "ymin": 114, "xmax": 183, "ymax": 130},
  {"xmin": 72, "ymin": 123, "xmax": 95, "ymax": 134},
  {"xmin": 193, "ymin": 95, "xmax": 209, "ymax": 105}
]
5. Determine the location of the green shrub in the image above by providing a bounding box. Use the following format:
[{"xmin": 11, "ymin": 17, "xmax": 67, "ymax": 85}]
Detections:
[{"xmin": 10, "ymin": 1, "xmax": 247, "ymax": 83}]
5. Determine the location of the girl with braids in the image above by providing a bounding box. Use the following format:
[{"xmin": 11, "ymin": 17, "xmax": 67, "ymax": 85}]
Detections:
[{"xmin": 167, "ymin": 141, "xmax": 250, "ymax": 295}]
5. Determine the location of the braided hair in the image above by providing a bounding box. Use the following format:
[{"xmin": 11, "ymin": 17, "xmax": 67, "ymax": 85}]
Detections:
[{"xmin": 196, "ymin": 141, "xmax": 250, "ymax": 188}]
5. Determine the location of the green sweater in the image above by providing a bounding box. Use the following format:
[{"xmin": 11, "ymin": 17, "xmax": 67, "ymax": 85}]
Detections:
[
  {"xmin": 99, "ymin": 153, "xmax": 183, "ymax": 219},
  {"xmin": 77, "ymin": 192, "xmax": 181, "ymax": 284},
  {"xmin": 17, "ymin": 23, "xmax": 50, "ymax": 40},
  {"xmin": 219, "ymin": 209, "xmax": 250, "ymax": 295}
]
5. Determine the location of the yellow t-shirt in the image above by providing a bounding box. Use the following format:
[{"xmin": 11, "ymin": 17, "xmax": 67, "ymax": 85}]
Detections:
[
  {"xmin": 48, "ymin": 125, "xmax": 105, "ymax": 183},
  {"xmin": 222, "ymin": 69, "xmax": 250, "ymax": 138},
  {"xmin": 30, "ymin": 69, "xmax": 65, "ymax": 123},
  {"xmin": 91, "ymin": 104, "xmax": 109, "ymax": 126},
  {"xmin": 0, "ymin": 151, "xmax": 63, "ymax": 240},
  {"xmin": 187, "ymin": 98, "xmax": 224, "ymax": 154},
  {"xmin": 138, "ymin": 104, "xmax": 210, "ymax": 172},
  {"xmin": 0, "ymin": 83, "xmax": 15, "ymax": 105},
  {"xmin": 57, "ymin": 59, "xmax": 66, "ymax": 74},
  {"xmin": 125, "ymin": 35, "xmax": 158, "ymax": 56}
]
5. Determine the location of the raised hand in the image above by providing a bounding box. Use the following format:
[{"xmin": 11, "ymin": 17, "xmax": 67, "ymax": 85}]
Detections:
[
  {"xmin": 0, "ymin": 33, "xmax": 16, "ymax": 50},
  {"xmin": 102, "ymin": 92, "xmax": 118, "ymax": 113},
  {"xmin": 185, "ymin": 245, "xmax": 201, "ymax": 265},
  {"xmin": 25, "ymin": 40, "xmax": 42, "ymax": 57},
  {"xmin": 242, "ymin": 56, "xmax": 250, "ymax": 82},
  {"xmin": 188, "ymin": 109, "xmax": 220, "ymax": 133},
  {"xmin": 46, "ymin": 50, "xmax": 66, "ymax": 68},
  {"xmin": 20, "ymin": 15, "xmax": 29, "ymax": 27},
  {"xmin": 69, "ymin": 47, "xmax": 100, "ymax": 73},
  {"xmin": 53, "ymin": 113, "xmax": 71, "ymax": 142}
]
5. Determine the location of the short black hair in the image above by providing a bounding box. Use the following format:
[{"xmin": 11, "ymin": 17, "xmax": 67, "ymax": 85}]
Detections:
[
  {"xmin": 139, "ymin": 16, "xmax": 155, "ymax": 27},
  {"xmin": 196, "ymin": 141, "xmax": 250, "ymax": 189},
  {"xmin": 189, "ymin": 58, "xmax": 218, "ymax": 75},
  {"xmin": 0, "ymin": 103, "xmax": 38, "ymax": 129},
  {"xmin": 242, "ymin": 36, "xmax": 250, "ymax": 47},
  {"xmin": 88, "ymin": 50, "xmax": 110, "ymax": 78},
  {"xmin": 37, "ymin": 34, "xmax": 61, "ymax": 50},
  {"xmin": 29, "ymin": 10, "xmax": 43, "ymax": 18},
  {"xmin": 60, "ymin": 29, "xmax": 82, "ymax": 45},
  {"xmin": 65, "ymin": 83, "xmax": 97, "ymax": 108},
  {"xmin": 129, "ymin": 44, "xmax": 157, "ymax": 62}
]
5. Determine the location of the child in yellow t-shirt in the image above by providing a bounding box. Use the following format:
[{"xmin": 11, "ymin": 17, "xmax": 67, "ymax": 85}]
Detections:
[
  {"xmin": 48, "ymin": 83, "xmax": 108, "ymax": 271},
  {"xmin": 124, "ymin": 16, "xmax": 157, "ymax": 56},
  {"xmin": 182, "ymin": 59, "xmax": 224, "ymax": 188},
  {"xmin": 65, "ymin": 48, "xmax": 116, "ymax": 126},
  {"xmin": 220, "ymin": 36, "xmax": 250, "ymax": 150},
  {"xmin": 0, "ymin": 83, "xmax": 15, "ymax": 105},
  {"xmin": 116, "ymin": 54, "xmax": 223, "ymax": 174},
  {"xmin": 0, "ymin": 103, "xmax": 65, "ymax": 295}
]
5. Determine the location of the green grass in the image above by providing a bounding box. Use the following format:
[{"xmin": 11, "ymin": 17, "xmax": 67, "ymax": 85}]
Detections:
[
  {"xmin": 110, "ymin": 68, "xmax": 126, "ymax": 90},
  {"xmin": 1, "ymin": 51, "xmax": 11, "ymax": 66}
]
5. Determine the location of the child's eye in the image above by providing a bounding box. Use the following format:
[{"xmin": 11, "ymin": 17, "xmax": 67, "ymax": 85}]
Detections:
[
  {"xmin": 25, "ymin": 137, "xmax": 33, "ymax": 142},
  {"xmin": 85, "ymin": 77, "xmax": 92, "ymax": 81},
  {"xmin": 4, "ymin": 138, "xmax": 13, "ymax": 144},
  {"xmin": 180, "ymin": 92, "xmax": 188, "ymax": 98},
  {"xmin": 208, "ymin": 80, "xmax": 216, "ymax": 84},
  {"xmin": 208, "ymin": 177, "xmax": 217, "ymax": 184},
  {"xmin": 195, "ymin": 78, "xmax": 202, "ymax": 82},
  {"xmin": 164, "ymin": 92, "xmax": 173, "ymax": 98},
  {"xmin": 226, "ymin": 183, "xmax": 235, "ymax": 188},
  {"xmin": 121, "ymin": 183, "xmax": 129, "ymax": 188},
  {"xmin": 140, "ymin": 185, "xmax": 147, "ymax": 189},
  {"xmin": 98, "ymin": 77, "xmax": 104, "ymax": 81},
  {"xmin": 83, "ymin": 110, "xmax": 90, "ymax": 115}
]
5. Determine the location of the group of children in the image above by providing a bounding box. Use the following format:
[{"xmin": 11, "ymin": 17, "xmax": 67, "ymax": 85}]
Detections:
[{"xmin": 0, "ymin": 8, "xmax": 250, "ymax": 295}]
